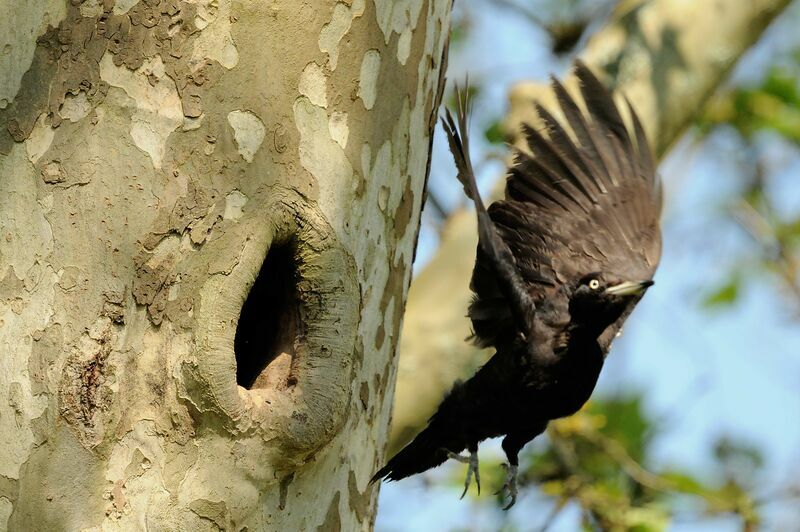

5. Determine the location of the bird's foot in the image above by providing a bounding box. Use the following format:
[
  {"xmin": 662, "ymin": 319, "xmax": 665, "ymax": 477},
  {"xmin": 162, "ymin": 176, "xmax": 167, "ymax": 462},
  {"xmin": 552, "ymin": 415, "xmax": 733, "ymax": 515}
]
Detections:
[
  {"xmin": 496, "ymin": 463, "xmax": 518, "ymax": 510},
  {"xmin": 447, "ymin": 450, "xmax": 480, "ymax": 498}
]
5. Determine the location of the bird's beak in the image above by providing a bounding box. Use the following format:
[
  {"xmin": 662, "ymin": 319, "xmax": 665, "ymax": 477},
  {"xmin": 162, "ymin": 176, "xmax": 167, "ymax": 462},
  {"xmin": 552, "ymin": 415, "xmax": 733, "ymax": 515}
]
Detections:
[{"xmin": 604, "ymin": 279, "xmax": 654, "ymax": 296}]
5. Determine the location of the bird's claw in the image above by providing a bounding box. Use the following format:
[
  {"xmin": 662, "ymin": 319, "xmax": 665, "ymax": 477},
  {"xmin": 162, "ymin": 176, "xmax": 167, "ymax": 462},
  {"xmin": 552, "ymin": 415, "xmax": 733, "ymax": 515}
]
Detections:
[
  {"xmin": 446, "ymin": 450, "xmax": 469, "ymax": 463},
  {"xmin": 496, "ymin": 463, "xmax": 518, "ymax": 510},
  {"xmin": 447, "ymin": 450, "xmax": 480, "ymax": 498}
]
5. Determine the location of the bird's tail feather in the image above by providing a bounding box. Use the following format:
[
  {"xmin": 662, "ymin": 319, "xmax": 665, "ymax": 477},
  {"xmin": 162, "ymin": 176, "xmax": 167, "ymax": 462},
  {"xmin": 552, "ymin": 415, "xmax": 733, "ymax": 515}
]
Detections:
[
  {"xmin": 370, "ymin": 388, "xmax": 467, "ymax": 482},
  {"xmin": 371, "ymin": 416, "xmax": 464, "ymax": 484}
]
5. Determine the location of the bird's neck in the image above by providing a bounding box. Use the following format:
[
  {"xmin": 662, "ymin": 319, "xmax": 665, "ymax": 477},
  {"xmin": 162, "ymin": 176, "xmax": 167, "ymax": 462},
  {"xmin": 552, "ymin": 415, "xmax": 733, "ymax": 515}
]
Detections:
[
  {"xmin": 563, "ymin": 321, "xmax": 608, "ymax": 363},
  {"xmin": 570, "ymin": 319, "xmax": 611, "ymax": 342},
  {"xmin": 564, "ymin": 325, "xmax": 605, "ymax": 372},
  {"xmin": 568, "ymin": 300, "xmax": 631, "ymax": 346}
]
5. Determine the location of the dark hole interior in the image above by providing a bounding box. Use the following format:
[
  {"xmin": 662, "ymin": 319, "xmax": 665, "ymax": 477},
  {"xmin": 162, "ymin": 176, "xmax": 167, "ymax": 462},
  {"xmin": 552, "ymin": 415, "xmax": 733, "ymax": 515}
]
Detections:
[{"xmin": 235, "ymin": 240, "xmax": 299, "ymax": 389}]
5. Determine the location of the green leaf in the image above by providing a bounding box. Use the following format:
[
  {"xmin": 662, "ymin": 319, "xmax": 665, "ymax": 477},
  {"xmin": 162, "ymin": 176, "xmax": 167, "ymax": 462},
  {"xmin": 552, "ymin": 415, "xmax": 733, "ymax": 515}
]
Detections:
[
  {"xmin": 484, "ymin": 120, "xmax": 506, "ymax": 145},
  {"xmin": 587, "ymin": 395, "xmax": 652, "ymax": 460},
  {"xmin": 775, "ymin": 217, "xmax": 800, "ymax": 242},
  {"xmin": 449, "ymin": 18, "xmax": 470, "ymax": 46},
  {"xmin": 660, "ymin": 471, "xmax": 712, "ymax": 496},
  {"xmin": 702, "ymin": 278, "xmax": 740, "ymax": 308},
  {"xmin": 761, "ymin": 67, "xmax": 800, "ymax": 105},
  {"xmin": 625, "ymin": 505, "xmax": 670, "ymax": 532}
]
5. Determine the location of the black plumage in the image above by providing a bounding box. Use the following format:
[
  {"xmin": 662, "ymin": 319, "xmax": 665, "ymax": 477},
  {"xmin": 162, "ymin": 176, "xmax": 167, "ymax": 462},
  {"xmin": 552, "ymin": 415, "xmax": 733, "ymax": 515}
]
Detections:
[{"xmin": 371, "ymin": 61, "xmax": 662, "ymax": 509}]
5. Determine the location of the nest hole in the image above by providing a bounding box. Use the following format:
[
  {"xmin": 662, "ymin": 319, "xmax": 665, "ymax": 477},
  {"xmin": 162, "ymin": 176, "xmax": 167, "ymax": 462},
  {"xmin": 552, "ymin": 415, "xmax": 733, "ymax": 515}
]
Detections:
[{"xmin": 235, "ymin": 239, "xmax": 300, "ymax": 390}]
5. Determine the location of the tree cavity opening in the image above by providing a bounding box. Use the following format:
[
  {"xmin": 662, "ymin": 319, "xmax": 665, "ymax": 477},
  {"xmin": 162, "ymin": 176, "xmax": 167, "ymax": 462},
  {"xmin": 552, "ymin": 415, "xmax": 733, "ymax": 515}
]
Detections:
[{"xmin": 235, "ymin": 239, "xmax": 301, "ymax": 390}]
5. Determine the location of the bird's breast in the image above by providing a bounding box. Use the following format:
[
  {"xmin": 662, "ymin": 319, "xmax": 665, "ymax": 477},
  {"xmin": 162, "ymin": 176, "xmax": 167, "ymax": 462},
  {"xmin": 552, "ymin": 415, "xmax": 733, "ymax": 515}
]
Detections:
[{"xmin": 527, "ymin": 338, "xmax": 604, "ymax": 419}]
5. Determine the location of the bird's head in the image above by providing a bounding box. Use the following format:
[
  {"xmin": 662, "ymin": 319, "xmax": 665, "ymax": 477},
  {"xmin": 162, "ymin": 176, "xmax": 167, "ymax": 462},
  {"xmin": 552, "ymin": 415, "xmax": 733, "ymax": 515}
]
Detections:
[{"xmin": 567, "ymin": 273, "xmax": 654, "ymax": 335}]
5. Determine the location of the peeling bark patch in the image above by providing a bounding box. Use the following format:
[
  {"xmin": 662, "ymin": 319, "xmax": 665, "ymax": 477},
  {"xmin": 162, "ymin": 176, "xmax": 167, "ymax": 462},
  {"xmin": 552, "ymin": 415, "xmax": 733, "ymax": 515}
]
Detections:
[
  {"xmin": 40, "ymin": 161, "xmax": 62, "ymax": 184},
  {"xmin": 189, "ymin": 204, "xmax": 223, "ymax": 245},
  {"xmin": 102, "ymin": 290, "xmax": 126, "ymax": 324},
  {"xmin": 373, "ymin": 373, "xmax": 383, "ymax": 400},
  {"xmin": 299, "ymin": 62, "xmax": 328, "ymax": 108},
  {"xmin": 377, "ymin": 256, "xmax": 407, "ymax": 353},
  {"xmin": 347, "ymin": 471, "xmax": 371, "ymax": 523},
  {"xmin": 60, "ymin": 317, "xmax": 115, "ymax": 433},
  {"xmin": 227, "ymin": 110, "xmax": 265, "ymax": 163},
  {"xmin": 397, "ymin": 27, "xmax": 413, "ymax": 65},
  {"xmin": 278, "ymin": 472, "xmax": 294, "ymax": 510},
  {"xmin": 58, "ymin": 266, "xmax": 88, "ymax": 293},
  {"xmin": 377, "ymin": 186, "xmax": 389, "ymax": 211},
  {"xmin": 359, "ymin": 381, "xmax": 369, "ymax": 411},
  {"xmin": 273, "ymin": 123, "xmax": 288, "ymax": 153},
  {"xmin": 24, "ymin": 113, "xmax": 54, "ymax": 163},
  {"xmin": 374, "ymin": 324, "xmax": 385, "ymax": 351},
  {"xmin": 373, "ymin": 0, "xmax": 424, "ymax": 64},
  {"xmin": 0, "ymin": 0, "xmax": 211, "ymax": 154},
  {"xmin": 316, "ymin": 491, "xmax": 341, "ymax": 532},
  {"xmin": 78, "ymin": 339, "xmax": 112, "ymax": 425},
  {"xmin": 191, "ymin": 0, "xmax": 239, "ymax": 69},
  {"xmin": 182, "ymin": 115, "xmax": 204, "ymax": 131},
  {"xmin": 393, "ymin": 178, "xmax": 415, "ymax": 240},
  {"xmin": 110, "ymin": 479, "xmax": 128, "ymax": 516},
  {"xmin": 328, "ymin": 111, "xmax": 348, "ymax": 149},
  {"xmin": 1, "ymin": 10, "xmax": 106, "ymax": 149},
  {"xmin": 113, "ymin": 0, "xmax": 139, "ymax": 15},
  {"xmin": 189, "ymin": 498, "xmax": 230, "ymax": 530},
  {"xmin": 79, "ymin": 0, "xmax": 104, "ymax": 17},
  {"xmin": 0, "ymin": 1, "xmax": 67, "ymax": 106},
  {"xmin": 133, "ymin": 235, "xmax": 180, "ymax": 325},
  {"xmin": 224, "ymin": 190, "xmax": 247, "ymax": 220},
  {"xmin": 0, "ymin": 474, "xmax": 19, "ymax": 506},
  {"xmin": 100, "ymin": 54, "xmax": 183, "ymax": 169},
  {"xmin": 358, "ymin": 50, "xmax": 380, "ymax": 110},
  {"xmin": 58, "ymin": 90, "xmax": 91, "ymax": 123},
  {"xmin": 30, "ymin": 324, "xmax": 62, "ymax": 395},
  {"xmin": 318, "ymin": 0, "xmax": 365, "ymax": 70},
  {"xmin": 293, "ymin": 98, "xmax": 354, "ymax": 232}
]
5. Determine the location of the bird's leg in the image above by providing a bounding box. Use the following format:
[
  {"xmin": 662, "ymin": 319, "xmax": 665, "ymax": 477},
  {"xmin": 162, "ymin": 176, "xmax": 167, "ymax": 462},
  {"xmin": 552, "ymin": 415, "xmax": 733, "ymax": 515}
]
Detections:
[
  {"xmin": 498, "ymin": 435, "xmax": 521, "ymax": 509},
  {"xmin": 497, "ymin": 457, "xmax": 519, "ymax": 510},
  {"xmin": 446, "ymin": 444, "xmax": 480, "ymax": 498},
  {"xmin": 499, "ymin": 425, "xmax": 546, "ymax": 510}
]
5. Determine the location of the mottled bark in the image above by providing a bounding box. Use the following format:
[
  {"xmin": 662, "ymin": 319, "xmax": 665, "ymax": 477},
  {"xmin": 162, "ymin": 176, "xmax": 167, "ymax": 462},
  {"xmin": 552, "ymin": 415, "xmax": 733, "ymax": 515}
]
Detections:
[
  {"xmin": 0, "ymin": 0, "xmax": 450, "ymax": 529},
  {"xmin": 390, "ymin": 0, "xmax": 790, "ymax": 454}
]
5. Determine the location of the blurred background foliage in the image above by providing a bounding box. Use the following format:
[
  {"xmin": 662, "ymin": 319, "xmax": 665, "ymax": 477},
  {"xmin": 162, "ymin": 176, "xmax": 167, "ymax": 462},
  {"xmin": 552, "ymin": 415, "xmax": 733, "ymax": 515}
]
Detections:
[
  {"xmin": 466, "ymin": 395, "xmax": 763, "ymax": 531},
  {"xmin": 699, "ymin": 63, "xmax": 800, "ymax": 314},
  {"xmin": 378, "ymin": 0, "xmax": 800, "ymax": 530}
]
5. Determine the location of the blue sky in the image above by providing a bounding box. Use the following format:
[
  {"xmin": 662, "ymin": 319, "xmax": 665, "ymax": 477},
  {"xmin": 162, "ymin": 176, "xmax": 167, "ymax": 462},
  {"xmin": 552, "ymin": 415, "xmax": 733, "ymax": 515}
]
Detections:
[{"xmin": 377, "ymin": 1, "xmax": 800, "ymax": 530}]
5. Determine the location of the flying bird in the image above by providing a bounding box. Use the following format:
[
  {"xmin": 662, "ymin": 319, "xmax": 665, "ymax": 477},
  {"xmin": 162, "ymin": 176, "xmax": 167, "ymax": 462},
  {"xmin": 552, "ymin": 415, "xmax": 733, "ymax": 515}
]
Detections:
[{"xmin": 371, "ymin": 61, "xmax": 662, "ymax": 509}]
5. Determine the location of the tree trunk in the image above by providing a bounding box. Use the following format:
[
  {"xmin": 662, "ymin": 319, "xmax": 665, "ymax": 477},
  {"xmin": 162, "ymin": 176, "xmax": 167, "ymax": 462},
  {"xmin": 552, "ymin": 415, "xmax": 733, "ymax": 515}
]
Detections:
[
  {"xmin": 390, "ymin": 0, "xmax": 790, "ymax": 453},
  {"xmin": 0, "ymin": 1, "xmax": 450, "ymax": 530}
]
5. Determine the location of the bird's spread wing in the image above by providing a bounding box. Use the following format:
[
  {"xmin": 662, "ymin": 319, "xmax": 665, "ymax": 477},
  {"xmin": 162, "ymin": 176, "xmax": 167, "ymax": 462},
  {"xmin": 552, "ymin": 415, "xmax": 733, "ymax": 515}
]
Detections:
[
  {"xmin": 442, "ymin": 88, "xmax": 538, "ymax": 336},
  {"xmin": 467, "ymin": 60, "xmax": 662, "ymax": 349}
]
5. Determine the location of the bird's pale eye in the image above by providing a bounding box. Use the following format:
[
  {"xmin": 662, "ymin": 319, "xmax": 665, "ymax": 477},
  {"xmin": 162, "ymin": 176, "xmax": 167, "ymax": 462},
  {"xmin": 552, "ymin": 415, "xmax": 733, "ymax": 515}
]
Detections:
[{"xmin": 588, "ymin": 279, "xmax": 600, "ymax": 290}]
